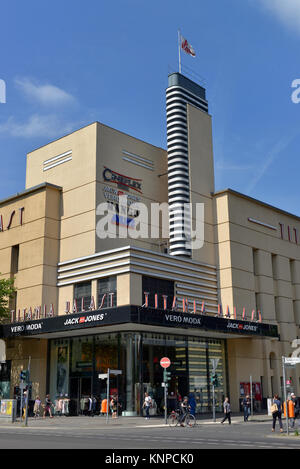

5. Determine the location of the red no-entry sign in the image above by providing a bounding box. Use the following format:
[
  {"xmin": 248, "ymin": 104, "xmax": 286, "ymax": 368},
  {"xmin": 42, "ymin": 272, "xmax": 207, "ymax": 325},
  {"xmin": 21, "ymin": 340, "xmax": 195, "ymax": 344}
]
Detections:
[{"xmin": 160, "ymin": 357, "xmax": 171, "ymax": 369}]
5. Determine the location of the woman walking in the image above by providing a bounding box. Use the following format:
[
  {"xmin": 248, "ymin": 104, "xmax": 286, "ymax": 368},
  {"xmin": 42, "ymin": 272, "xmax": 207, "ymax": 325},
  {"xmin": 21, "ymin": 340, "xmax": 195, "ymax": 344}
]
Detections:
[
  {"xmin": 271, "ymin": 394, "xmax": 283, "ymax": 433},
  {"xmin": 221, "ymin": 397, "xmax": 231, "ymax": 425}
]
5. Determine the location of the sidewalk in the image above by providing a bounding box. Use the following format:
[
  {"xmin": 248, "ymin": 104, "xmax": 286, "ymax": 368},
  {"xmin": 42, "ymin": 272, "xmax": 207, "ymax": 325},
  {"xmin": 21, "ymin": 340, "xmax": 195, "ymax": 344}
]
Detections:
[{"xmin": 0, "ymin": 413, "xmax": 273, "ymax": 429}]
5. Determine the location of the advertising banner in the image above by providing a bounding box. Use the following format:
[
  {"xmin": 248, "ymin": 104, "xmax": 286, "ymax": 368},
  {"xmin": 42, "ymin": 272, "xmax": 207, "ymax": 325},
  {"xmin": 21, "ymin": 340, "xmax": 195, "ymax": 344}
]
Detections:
[{"xmin": 0, "ymin": 399, "xmax": 17, "ymax": 422}]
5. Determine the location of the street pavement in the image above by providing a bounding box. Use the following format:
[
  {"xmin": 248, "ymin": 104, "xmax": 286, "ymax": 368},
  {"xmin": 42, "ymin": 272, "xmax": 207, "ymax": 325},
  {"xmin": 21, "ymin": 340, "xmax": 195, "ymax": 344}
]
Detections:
[{"xmin": 0, "ymin": 414, "xmax": 299, "ymax": 449}]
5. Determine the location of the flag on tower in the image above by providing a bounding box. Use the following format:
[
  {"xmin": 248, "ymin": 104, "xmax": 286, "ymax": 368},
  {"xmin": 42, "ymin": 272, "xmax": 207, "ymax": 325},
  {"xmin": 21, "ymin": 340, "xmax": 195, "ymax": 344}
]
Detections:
[{"xmin": 181, "ymin": 35, "xmax": 196, "ymax": 57}]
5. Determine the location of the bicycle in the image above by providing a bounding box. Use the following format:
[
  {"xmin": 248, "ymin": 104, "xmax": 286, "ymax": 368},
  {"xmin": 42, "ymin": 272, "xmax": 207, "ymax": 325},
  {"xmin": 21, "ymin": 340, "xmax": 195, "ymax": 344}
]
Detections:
[{"xmin": 168, "ymin": 410, "xmax": 196, "ymax": 428}]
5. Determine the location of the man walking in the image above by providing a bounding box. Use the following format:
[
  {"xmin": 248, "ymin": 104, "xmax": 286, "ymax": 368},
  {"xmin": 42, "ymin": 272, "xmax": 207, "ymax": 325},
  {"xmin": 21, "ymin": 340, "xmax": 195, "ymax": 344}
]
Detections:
[
  {"xmin": 221, "ymin": 397, "xmax": 231, "ymax": 425},
  {"xmin": 143, "ymin": 392, "xmax": 152, "ymax": 420},
  {"xmin": 242, "ymin": 395, "xmax": 251, "ymax": 422},
  {"xmin": 292, "ymin": 393, "xmax": 300, "ymax": 427}
]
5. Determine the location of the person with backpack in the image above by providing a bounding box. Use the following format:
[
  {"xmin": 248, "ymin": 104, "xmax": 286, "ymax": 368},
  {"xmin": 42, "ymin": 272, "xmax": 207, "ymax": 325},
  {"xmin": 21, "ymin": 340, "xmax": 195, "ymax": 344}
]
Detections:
[{"xmin": 271, "ymin": 394, "xmax": 283, "ymax": 433}]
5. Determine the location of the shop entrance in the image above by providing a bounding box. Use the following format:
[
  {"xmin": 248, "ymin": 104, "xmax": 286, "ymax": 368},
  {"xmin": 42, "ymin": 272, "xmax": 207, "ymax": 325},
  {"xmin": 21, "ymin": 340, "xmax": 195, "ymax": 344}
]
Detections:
[{"xmin": 69, "ymin": 376, "xmax": 92, "ymax": 416}]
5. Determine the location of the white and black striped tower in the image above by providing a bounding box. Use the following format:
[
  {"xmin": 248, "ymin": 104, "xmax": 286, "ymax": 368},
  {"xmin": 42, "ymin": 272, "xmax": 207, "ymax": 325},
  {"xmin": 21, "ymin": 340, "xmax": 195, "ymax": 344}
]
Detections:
[{"xmin": 166, "ymin": 73, "xmax": 209, "ymax": 257}]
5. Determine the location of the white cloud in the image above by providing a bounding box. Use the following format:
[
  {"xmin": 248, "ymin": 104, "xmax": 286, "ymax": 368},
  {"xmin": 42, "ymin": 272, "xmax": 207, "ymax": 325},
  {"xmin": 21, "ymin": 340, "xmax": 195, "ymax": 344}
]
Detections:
[
  {"xmin": 0, "ymin": 114, "xmax": 77, "ymax": 138},
  {"xmin": 257, "ymin": 0, "xmax": 300, "ymax": 33},
  {"xmin": 15, "ymin": 78, "xmax": 75, "ymax": 106}
]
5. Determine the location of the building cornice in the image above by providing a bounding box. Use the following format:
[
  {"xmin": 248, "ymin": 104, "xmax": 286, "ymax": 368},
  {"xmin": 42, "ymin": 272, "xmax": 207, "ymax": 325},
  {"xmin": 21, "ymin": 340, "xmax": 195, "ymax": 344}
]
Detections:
[
  {"xmin": 214, "ymin": 188, "xmax": 300, "ymax": 223},
  {"xmin": 0, "ymin": 182, "xmax": 62, "ymax": 207}
]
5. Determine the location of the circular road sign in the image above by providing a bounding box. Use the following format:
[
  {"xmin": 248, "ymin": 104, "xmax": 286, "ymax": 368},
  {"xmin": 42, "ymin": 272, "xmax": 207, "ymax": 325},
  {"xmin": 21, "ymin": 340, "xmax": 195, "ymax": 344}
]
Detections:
[{"xmin": 160, "ymin": 357, "xmax": 171, "ymax": 369}]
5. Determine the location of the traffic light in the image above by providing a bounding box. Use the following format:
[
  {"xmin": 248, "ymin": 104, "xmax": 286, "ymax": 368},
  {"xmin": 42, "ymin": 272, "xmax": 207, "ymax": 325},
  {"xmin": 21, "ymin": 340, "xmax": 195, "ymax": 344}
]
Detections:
[
  {"xmin": 163, "ymin": 370, "xmax": 172, "ymax": 383},
  {"xmin": 20, "ymin": 370, "xmax": 29, "ymax": 383},
  {"xmin": 211, "ymin": 373, "xmax": 219, "ymax": 387}
]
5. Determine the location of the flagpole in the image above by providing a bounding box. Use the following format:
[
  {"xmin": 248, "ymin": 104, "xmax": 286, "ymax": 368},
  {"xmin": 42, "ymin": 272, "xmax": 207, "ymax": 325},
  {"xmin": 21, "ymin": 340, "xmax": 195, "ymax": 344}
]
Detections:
[{"xmin": 178, "ymin": 30, "xmax": 182, "ymax": 74}]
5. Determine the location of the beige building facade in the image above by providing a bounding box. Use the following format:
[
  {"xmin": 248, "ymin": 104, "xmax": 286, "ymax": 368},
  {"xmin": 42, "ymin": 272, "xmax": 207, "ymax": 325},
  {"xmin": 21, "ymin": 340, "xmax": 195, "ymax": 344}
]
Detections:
[{"xmin": 0, "ymin": 73, "xmax": 298, "ymax": 416}]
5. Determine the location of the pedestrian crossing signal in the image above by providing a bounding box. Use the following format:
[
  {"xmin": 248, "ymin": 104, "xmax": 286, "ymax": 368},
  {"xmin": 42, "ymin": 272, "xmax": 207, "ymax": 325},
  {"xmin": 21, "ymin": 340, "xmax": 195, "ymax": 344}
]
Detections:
[
  {"xmin": 20, "ymin": 370, "xmax": 29, "ymax": 382},
  {"xmin": 211, "ymin": 373, "xmax": 219, "ymax": 387}
]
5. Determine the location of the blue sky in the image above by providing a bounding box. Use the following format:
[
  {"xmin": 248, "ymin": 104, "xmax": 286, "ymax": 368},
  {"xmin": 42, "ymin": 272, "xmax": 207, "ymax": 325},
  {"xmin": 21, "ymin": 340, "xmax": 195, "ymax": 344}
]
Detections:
[{"xmin": 1, "ymin": 0, "xmax": 300, "ymax": 215}]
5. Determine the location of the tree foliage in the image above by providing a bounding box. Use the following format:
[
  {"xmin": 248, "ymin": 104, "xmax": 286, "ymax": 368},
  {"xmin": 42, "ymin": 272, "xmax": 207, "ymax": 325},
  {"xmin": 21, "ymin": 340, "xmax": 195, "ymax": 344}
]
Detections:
[{"xmin": 0, "ymin": 275, "xmax": 16, "ymax": 322}]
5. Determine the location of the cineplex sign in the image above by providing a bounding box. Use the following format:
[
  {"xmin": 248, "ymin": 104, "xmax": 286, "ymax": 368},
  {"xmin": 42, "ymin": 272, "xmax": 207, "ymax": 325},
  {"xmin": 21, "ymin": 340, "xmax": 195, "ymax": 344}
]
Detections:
[{"xmin": 1, "ymin": 305, "xmax": 278, "ymax": 339}]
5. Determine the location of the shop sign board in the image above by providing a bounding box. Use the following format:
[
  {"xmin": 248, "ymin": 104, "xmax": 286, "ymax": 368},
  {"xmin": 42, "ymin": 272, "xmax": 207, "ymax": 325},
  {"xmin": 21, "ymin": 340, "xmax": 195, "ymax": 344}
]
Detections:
[
  {"xmin": 284, "ymin": 357, "xmax": 300, "ymax": 365},
  {"xmin": 0, "ymin": 305, "xmax": 279, "ymax": 340}
]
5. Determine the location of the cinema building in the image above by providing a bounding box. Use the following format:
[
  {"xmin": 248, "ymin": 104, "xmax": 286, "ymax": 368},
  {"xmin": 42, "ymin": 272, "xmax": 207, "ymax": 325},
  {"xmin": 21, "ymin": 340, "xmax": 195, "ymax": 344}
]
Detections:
[{"xmin": 0, "ymin": 73, "xmax": 299, "ymax": 416}]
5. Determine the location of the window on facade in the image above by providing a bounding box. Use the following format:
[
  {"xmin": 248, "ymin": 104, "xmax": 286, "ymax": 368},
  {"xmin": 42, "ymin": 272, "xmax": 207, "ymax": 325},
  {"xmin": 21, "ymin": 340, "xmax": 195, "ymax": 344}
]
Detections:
[
  {"xmin": 252, "ymin": 249, "xmax": 258, "ymax": 276},
  {"xmin": 11, "ymin": 245, "xmax": 19, "ymax": 274},
  {"xmin": 271, "ymin": 254, "xmax": 277, "ymax": 280},
  {"xmin": 269, "ymin": 352, "xmax": 276, "ymax": 370},
  {"xmin": 290, "ymin": 259, "xmax": 295, "ymax": 284},
  {"xmin": 142, "ymin": 276, "xmax": 174, "ymax": 310},
  {"xmin": 255, "ymin": 293, "xmax": 260, "ymax": 312},
  {"xmin": 74, "ymin": 281, "xmax": 91, "ymax": 312},
  {"xmin": 97, "ymin": 276, "xmax": 116, "ymax": 309},
  {"xmin": 9, "ymin": 291, "xmax": 17, "ymax": 313}
]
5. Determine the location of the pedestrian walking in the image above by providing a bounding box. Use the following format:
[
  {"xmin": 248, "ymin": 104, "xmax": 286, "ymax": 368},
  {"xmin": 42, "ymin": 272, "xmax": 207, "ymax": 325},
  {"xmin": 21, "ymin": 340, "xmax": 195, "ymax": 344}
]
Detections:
[
  {"xmin": 242, "ymin": 395, "xmax": 251, "ymax": 422},
  {"xmin": 100, "ymin": 397, "xmax": 108, "ymax": 416},
  {"xmin": 43, "ymin": 394, "xmax": 53, "ymax": 418},
  {"xmin": 88, "ymin": 395, "xmax": 94, "ymax": 417},
  {"xmin": 110, "ymin": 394, "xmax": 119, "ymax": 419},
  {"xmin": 33, "ymin": 396, "xmax": 41, "ymax": 418},
  {"xmin": 142, "ymin": 392, "xmax": 152, "ymax": 420},
  {"xmin": 283, "ymin": 395, "xmax": 295, "ymax": 428},
  {"xmin": 221, "ymin": 397, "xmax": 231, "ymax": 425},
  {"xmin": 292, "ymin": 393, "xmax": 300, "ymax": 427},
  {"xmin": 271, "ymin": 394, "xmax": 283, "ymax": 433}
]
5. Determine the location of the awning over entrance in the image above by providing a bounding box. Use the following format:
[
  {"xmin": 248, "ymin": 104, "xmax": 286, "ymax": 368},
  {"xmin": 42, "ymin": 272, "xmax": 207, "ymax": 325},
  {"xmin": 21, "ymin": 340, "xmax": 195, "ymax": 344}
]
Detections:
[{"xmin": 0, "ymin": 306, "xmax": 279, "ymax": 340}]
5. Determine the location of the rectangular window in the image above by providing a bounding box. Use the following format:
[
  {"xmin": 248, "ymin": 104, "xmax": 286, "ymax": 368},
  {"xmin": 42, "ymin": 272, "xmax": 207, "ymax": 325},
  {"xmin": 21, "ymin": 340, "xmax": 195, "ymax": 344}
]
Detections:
[
  {"xmin": 255, "ymin": 293, "xmax": 260, "ymax": 312},
  {"xmin": 252, "ymin": 248, "xmax": 258, "ymax": 276},
  {"xmin": 74, "ymin": 281, "xmax": 91, "ymax": 312},
  {"xmin": 271, "ymin": 254, "xmax": 277, "ymax": 280},
  {"xmin": 9, "ymin": 291, "xmax": 17, "ymax": 313},
  {"xmin": 290, "ymin": 259, "xmax": 295, "ymax": 284},
  {"xmin": 142, "ymin": 276, "xmax": 174, "ymax": 310},
  {"xmin": 11, "ymin": 245, "xmax": 19, "ymax": 274},
  {"xmin": 97, "ymin": 276, "xmax": 116, "ymax": 309}
]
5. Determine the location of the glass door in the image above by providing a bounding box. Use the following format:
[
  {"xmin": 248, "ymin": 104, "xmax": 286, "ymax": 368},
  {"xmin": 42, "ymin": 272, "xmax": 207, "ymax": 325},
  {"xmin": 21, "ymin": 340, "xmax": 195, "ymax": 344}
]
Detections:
[{"xmin": 69, "ymin": 377, "xmax": 92, "ymax": 415}]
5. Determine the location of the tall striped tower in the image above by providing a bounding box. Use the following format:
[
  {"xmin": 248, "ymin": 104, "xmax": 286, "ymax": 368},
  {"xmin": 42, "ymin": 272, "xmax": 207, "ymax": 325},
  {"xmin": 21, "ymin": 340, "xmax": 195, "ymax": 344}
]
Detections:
[{"xmin": 166, "ymin": 73, "xmax": 209, "ymax": 257}]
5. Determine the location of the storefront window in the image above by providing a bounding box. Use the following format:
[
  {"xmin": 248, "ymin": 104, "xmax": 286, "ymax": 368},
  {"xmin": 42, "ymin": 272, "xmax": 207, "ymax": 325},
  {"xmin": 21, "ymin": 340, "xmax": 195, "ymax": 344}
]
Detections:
[
  {"xmin": 188, "ymin": 338, "xmax": 209, "ymax": 413},
  {"xmin": 207, "ymin": 339, "xmax": 227, "ymax": 412},
  {"xmin": 141, "ymin": 333, "xmax": 226, "ymax": 416},
  {"xmin": 98, "ymin": 276, "xmax": 116, "ymax": 309},
  {"xmin": 49, "ymin": 340, "xmax": 70, "ymax": 400},
  {"xmin": 49, "ymin": 332, "xmax": 227, "ymax": 417},
  {"xmin": 0, "ymin": 361, "xmax": 11, "ymax": 399}
]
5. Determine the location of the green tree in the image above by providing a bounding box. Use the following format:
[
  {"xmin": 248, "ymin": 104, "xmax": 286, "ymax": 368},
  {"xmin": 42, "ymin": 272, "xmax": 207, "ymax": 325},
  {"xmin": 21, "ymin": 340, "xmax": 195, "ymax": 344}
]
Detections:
[{"xmin": 0, "ymin": 275, "xmax": 16, "ymax": 323}]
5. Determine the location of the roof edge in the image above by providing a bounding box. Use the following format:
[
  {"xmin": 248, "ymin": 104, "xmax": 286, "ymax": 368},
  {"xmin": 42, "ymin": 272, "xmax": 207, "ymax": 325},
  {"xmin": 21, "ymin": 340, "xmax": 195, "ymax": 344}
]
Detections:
[
  {"xmin": 213, "ymin": 188, "xmax": 300, "ymax": 222},
  {"xmin": 0, "ymin": 182, "xmax": 62, "ymax": 207}
]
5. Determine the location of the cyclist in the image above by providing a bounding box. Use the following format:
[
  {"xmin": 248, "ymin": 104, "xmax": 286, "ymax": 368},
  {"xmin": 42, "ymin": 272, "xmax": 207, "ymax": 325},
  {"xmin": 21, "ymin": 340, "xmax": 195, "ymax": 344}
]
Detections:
[{"xmin": 178, "ymin": 396, "xmax": 190, "ymax": 427}]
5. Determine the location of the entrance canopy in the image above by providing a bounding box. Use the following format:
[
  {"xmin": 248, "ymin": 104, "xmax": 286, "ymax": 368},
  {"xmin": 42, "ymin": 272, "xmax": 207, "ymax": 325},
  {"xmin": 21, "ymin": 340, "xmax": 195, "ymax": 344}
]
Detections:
[{"xmin": 0, "ymin": 306, "xmax": 279, "ymax": 340}]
